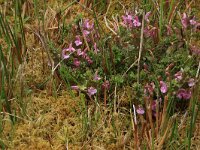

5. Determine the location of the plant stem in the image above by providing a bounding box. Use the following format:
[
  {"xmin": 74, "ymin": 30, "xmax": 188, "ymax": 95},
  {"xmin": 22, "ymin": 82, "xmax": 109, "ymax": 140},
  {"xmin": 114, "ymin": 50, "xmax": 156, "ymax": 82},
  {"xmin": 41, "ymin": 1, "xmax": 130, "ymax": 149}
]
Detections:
[{"xmin": 137, "ymin": 12, "xmax": 145, "ymax": 84}]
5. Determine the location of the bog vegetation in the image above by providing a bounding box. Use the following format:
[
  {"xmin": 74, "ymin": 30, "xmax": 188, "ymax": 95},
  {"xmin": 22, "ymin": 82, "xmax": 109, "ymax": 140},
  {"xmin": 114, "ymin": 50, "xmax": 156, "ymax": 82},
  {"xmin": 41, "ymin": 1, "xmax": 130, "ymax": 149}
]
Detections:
[{"xmin": 0, "ymin": 0, "xmax": 200, "ymax": 149}]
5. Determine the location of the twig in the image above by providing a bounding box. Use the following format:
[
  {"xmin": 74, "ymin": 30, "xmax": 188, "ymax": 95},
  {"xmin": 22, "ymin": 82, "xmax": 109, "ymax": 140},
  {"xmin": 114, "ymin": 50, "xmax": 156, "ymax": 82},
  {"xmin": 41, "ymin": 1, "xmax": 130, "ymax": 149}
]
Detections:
[
  {"xmin": 196, "ymin": 61, "xmax": 200, "ymax": 78},
  {"xmin": 105, "ymin": 0, "xmax": 112, "ymax": 16},
  {"xmin": 137, "ymin": 12, "xmax": 145, "ymax": 84},
  {"xmin": 104, "ymin": 16, "xmax": 117, "ymax": 35},
  {"xmin": 114, "ymin": 83, "xmax": 117, "ymax": 113},
  {"xmin": 122, "ymin": 59, "xmax": 138, "ymax": 77},
  {"xmin": 1, "ymin": 112, "xmax": 29, "ymax": 122},
  {"xmin": 160, "ymin": 96, "xmax": 168, "ymax": 130},
  {"xmin": 75, "ymin": 0, "xmax": 93, "ymax": 13},
  {"xmin": 132, "ymin": 104, "xmax": 137, "ymax": 125}
]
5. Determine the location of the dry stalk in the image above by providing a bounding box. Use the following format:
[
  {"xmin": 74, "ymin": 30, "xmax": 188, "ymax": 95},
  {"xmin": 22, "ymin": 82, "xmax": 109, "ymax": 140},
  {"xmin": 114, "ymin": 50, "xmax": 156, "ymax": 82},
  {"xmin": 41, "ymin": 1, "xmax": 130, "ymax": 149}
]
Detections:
[
  {"xmin": 114, "ymin": 83, "xmax": 117, "ymax": 113},
  {"xmin": 157, "ymin": 114, "xmax": 177, "ymax": 150},
  {"xmin": 137, "ymin": 12, "xmax": 145, "ymax": 84},
  {"xmin": 122, "ymin": 59, "xmax": 138, "ymax": 78},
  {"xmin": 160, "ymin": 95, "xmax": 168, "ymax": 130},
  {"xmin": 104, "ymin": 16, "xmax": 117, "ymax": 35},
  {"xmin": 103, "ymin": 88, "xmax": 107, "ymax": 107},
  {"xmin": 156, "ymin": 100, "xmax": 159, "ymax": 137},
  {"xmin": 147, "ymin": 104, "xmax": 154, "ymax": 134},
  {"xmin": 145, "ymin": 130, "xmax": 151, "ymax": 149},
  {"xmin": 131, "ymin": 106, "xmax": 139, "ymax": 149},
  {"xmin": 196, "ymin": 61, "xmax": 200, "ymax": 78}
]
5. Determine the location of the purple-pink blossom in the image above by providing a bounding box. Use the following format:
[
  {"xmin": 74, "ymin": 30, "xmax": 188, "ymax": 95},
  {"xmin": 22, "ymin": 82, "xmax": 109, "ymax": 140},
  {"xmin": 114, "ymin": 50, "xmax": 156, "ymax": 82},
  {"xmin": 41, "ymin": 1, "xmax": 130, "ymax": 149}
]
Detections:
[
  {"xmin": 152, "ymin": 100, "xmax": 157, "ymax": 111},
  {"xmin": 174, "ymin": 71, "xmax": 183, "ymax": 81},
  {"xmin": 160, "ymin": 81, "xmax": 168, "ymax": 94},
  {"xmin": 62, "ymin": 49, "xmax": 70, "ymax": 59},
  {"xmin": 190, "ymin": 45, "xmax": 200, "ymax": 55},
  {"xmin": 181, "ymin": 13, "xmax": 197, "ymax": 28},
  {"xmin": 144, "ymin": 26, "xmax": 157, "ymax": 38},
  {"xmin": 77, "ymin": 49, "xmax": 84, "ymax": 56},
  {"xmin": 188, "ymin": 78, "xmax": 195, "ymax": 87},
  {"xmin": 85, "ymin": 56, "xmax": 93, "ymax": 64},
  {"xmin": 87, "ymin": 87, "xmax": 97, "ymax": 96},
  {"xmin": 62, "ymin": 43, "xmax": 76, "ymax": 59},
  {"xmin": 68, "ymin": 43, "xmax": 76, "ymax": 52},
  {"xmin": 189, "ymin": 17, "xmax": 197, "ymax": 25},
  {"xmin": 133, "ymin": 16, "xmax": 141, "ymax": 27},
  {"xmin": 122, "ymin": 13, "xmax": 133, "ymax": 28},
  {"xmin": 93, "ymin": 71, "xmax": 101, "ymax": 81},
  {"xmin": 177, "ymin": 89, "xmax": 191, "ymax": 100},
  {"xmin": 83, "ymin": 30, "xmax": 90, "ymax": 36},
  {"xmin": 181, "ymin": 13, "xmax": 188, "ymax": 28},
  {"xmin": 145, "ymin": 11, "xmax": 151, "ymax": 22},
  {"xmin": 102, "ymin": 80, "xmax": 110, "ymax": 90},
  {"xmin": 83, "ymin": 19, "xmax": 94, "ymax": 30},
  {"xmin": 74, "ymin": 36, "xmax": 82, "ymax": 46},
  {"xmin": 94, "ymin": 43, "xmax": 99, "ymax": 54},
  {"xmin": 71, "ymin": 85, "xmax": 79, "ymax": 90},
  {"xmin": 136, "ymin": 106, "xmax": 145, "ymax": 115},
  {"xmin": 144, "ymin": 82, "xmax": 155, "ymax": 95},
  {"xmin": 73, "ymin": 58, "xmax": 81, "ymax": 67}
]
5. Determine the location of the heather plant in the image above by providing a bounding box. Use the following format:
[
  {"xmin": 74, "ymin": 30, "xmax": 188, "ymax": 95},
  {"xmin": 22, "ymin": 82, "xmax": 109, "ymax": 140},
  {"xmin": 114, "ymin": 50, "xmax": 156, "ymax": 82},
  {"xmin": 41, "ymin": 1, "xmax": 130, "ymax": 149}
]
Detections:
[{"xmin": 56, "ymin": 1, "xmax": 200, "ymax": 148}]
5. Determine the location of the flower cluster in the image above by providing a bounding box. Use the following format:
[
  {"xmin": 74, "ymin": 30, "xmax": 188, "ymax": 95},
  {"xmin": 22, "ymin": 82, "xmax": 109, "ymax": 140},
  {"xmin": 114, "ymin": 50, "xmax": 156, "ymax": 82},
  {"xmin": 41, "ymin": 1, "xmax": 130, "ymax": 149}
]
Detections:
[
  {"xmin": 62, "ymin": 19, "xmax": 99, "ymax": 67},
  {"xmin": 160, "ymin": 81, "xmax": 168, "ymax": 94},
  {"xmin": 181, "ymin": 13, "xmax": 197, "ymax": 29},
  {"xmin": 176, "ymin": 89, "xmax": 191, "ymax": 100},
  {"xmin": 121, "ymin": 13, "xmax": 141, "ymax": 28}
]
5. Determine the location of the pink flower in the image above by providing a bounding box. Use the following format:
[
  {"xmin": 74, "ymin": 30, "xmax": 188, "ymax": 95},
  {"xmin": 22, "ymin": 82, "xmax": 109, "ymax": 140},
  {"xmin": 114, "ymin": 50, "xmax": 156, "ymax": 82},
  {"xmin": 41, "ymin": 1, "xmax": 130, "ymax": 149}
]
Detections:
[
  {"xmin": 73, "ymin": 58, "xmax": 81, "ymax": 67},
  {"xmin": 189, "ymin": 17, "xmax": 197, "ymax": 25},
  {"xmin": 133, "ymin": 16, "xmax": 141, "ymax": 27},
  {"xmin": 68, "ymin": 43, "xmax": 76, "ymax": 52},
  {"xmin": 144, "ymin": 82, "xmax": 155, "ymax": 95},
  {"xmin": 77, "ymin": 49, "xmax": 84, "ymax": 56},
  {"xmin": 144, "ymin": 26, "xmax": 157, "ymax": 38},
  {"xmin": 122, "ymin": 13, "xmax": 133, "ymax": 28},
  {"xmin": 181, "ymin": 13, "xmax": 188, "ymax": 28},
  {"xmin": 181, "ymin": 13, "xmax": 197, "ymax": 28},
  {"xmin": 93, "ymin": 71, "xmax": 101, "ymax": 81},
  {"xmin": 83, "ymin": 30, "xmax": 90, "ymax": 36},
  {"xmin": 160, "ymin": 81, "xmax": 168, "ymax": 94},
  {"xmin": 62, "ymin": 43, "xmax": 75, "ymax": 59},
  {"xmin": 62, "ymin": 49, "xmax": 70, "ymax": 59},
  {"xmin": 152, "ymin": 100, "xmax": 157, "ymax": 111},
  {"xmin": 190, "ymin": 45, "xmax": 200, "ymax": 55},
  {"xmin": 188, "ymin": 78, "xmax": 195, "ymax": 87},
  {"xmin": 174, "ymin": 71, "xmax": 183, "ymax": 81},
  {"xmin": 74, "ymin": 36, "xmax": 82, "ymax": 46},
  {"xmin": 177, "ymin": 89, "xmax": 191, "ymax": 100},
  {"xmin": 85, "ymin": 56, "xmax": 93, "ymax": 64},
  {"xmin": 136, "ymin": 106, "xmax": 145, "ymax": 115},
  {"xmin": 83, "ymin": 19, "xmax": 94, "ymax": 30},
  {"xmin": 94, "ymin": 32, "xmax": 100, "ymax": 39},
  {"xmin": 87, "ymin": 87, "xmax": 97, "ymax": 96},
  {"xmin": 102, "ymin": 80, "xmax": 110, "ymax": 90},
  {"xmin": 94, "ymin": 43, "xmax": 99, "ymax": 54},
  {"xmin": 71, "ymin": 85, "xmax": 79, "ymax": 90},
  {"xmin": 145, "ymin": 11, "xmax": 151, "ymax": 22},
  {"xmin": 121, "ymin": 13, "xmax": 137, "ymax": 28}
]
